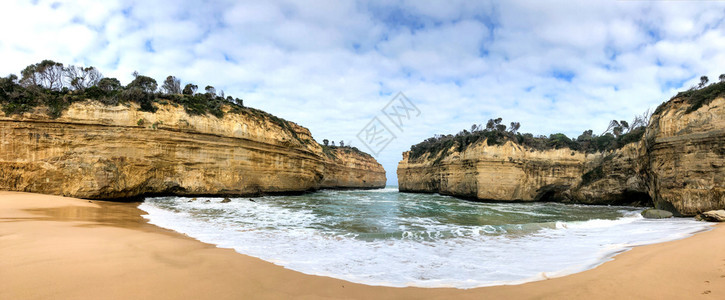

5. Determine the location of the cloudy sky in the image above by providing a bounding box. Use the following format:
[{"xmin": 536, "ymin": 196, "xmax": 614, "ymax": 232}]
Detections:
[{"xmin": 1, "ymin": 0, "xmax": 724, "ymax": 185}]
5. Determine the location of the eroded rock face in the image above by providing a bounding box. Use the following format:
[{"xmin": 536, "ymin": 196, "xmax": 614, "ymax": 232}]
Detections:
[
  {"xmin": 397, "ymin": 97, "xmax": 723, "ymax": 215},
  {"xmin": 568, "ymin": 143, "xmax": 650, "ymax": 206},
  {"xmin": 320, "ymin": 148, "xmax": 386, "ymax": 189},
  {"xmin": 642, "ymin": 96, "xmax": 725, "ymax": 216},
  {"xmin": 398, "ymin": 141, "xmax": 594, "ymax": 202},
  {"xmin": 0, "ymin": 101, "xmax": 385, "ymax": 199}
]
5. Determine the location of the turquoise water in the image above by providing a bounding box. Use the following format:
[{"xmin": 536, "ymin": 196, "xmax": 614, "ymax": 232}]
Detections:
[{"xmin": 140, "ymin": 187, "xmax": 711, "ymax": 288}]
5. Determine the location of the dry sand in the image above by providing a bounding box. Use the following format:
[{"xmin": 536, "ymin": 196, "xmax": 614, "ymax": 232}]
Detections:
[{"xmin": 1, "ymin": 191, "xmax": 724, "ymax": 299}]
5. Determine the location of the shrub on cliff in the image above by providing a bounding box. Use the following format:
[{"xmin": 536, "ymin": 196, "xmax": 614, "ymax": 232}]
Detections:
[
  {"xmin": 0, "ymin": 75, "xmax": 36, "ymax": 115},
  {"xmin": 671, "ymin": 80, "xmax": 725, "ymax": 113}
]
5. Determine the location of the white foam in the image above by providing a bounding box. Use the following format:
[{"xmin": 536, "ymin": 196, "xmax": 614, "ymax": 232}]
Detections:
[{"xmin": 139, "ymin": 196, "xmax": 712, "ymax": 289}]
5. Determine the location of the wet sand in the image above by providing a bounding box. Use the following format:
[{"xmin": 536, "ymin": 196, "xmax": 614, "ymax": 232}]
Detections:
[{"xmin": 1, "ymin": 191, "xmax": 724, "ymax": 299}]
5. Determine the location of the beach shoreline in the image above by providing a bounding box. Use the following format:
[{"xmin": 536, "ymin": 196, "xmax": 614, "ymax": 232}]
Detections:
[{"xmin": 1, "ymin": 191, "xmax": 723, "ymax": 299}]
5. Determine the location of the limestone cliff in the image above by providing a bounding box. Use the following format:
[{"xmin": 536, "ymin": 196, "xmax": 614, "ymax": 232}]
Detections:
[
  {"xmin": 398, "ymin": 140, "xmax": 610, "ymax": 203},
  {"xmin": 641, "ymin": 96, "xmax": 724, "ymax": 216},
  {"xmin": 568, "ymin": 142, "xmax": 649, "ymax": 205},
  {"xmin": 0, "ymin": 101, "xmax": 385, "ymax": 199},
  {"xmin": 320, "ymin": 147, "xmax": 387, "ymax": 189},
  {"xmin": 398, "ymin": 96, "xmax": 724, "ymax": 215}
]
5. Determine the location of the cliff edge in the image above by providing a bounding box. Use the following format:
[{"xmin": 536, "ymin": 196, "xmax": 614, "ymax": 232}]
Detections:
[
  {"xmin": 0, "ymin": 101, "xmax": 385, "ymax": 199},
  {"xmin": 398, "ymin": 93, "xmax": 724, "ymax": 216},
  {"xmin": 642, "ymin": 95, "xmax": 724, "ymax": 215}
]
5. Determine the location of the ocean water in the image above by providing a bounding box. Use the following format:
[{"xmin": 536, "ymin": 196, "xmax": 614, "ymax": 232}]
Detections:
[{"xmin": 139, "ymin": 187, "xmax": 711, "ymax": 288}]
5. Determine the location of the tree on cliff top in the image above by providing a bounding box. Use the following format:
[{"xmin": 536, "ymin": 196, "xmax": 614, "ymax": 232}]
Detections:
[
  {"xmin": 183, "ymin": 83, "xmax": 197, "ymax": 95},
  {"xmin": 204, "ymin": 85, "xmax": 216, "ymax": 96},
  {"xmin": 20, "ymin": 60, "xmax": 65, "ymax": 91},
  {"xmin": 409, "ymin": 111, "xmax": 654, "ymax": 162},
  {"xmin": 97, "ymin": 77, "xmax": 121, "ymax": 92},
  {"xmin": 0, "ymin": 60, "xmax": 314, "ymax": 147},
  {"xmin": 64, "ymin": 65, "xmax": 102, "ymax": 90},
  {"xmin": 509, "ymin": 122, "xmax": 521, "ymax": 134},
  {"xmin": 162, "ymin": 76, "xmax": 181, "ymax": 94},
  {"xmin": 699, "ymin": 76, "xmax": 709, "ymax": 88},
  {"xmin": 127, "ymin": 74, "xmax": 158, "ymax": 93}
]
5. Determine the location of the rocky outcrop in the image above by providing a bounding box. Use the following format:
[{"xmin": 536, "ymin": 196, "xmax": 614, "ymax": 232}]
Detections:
[
  {"xmin": 0, "ymin": 101, "xmax": 385, "ymax": 199},
  {"xmin": 698, "ymin": 210, "xmax": 725, "ymax": 222},
  {"xmin": 568, "ymin": 142, "xmax": 650, "ymax": 205},
  {"xmin": 398, "ymin": 142, "xmax": 591, "ymax": 201},
  {"xmin": 398, "ymin": 96, "xmax": 724, "ymax": 215},
  {"xmin": 641, "ymin": 96, "xmax": 724, "ymax": 216},
  {"xmin": 320, "ymin": 148, "xmax": 386, "ymax": 189},
  {"xmin": 641, "ymin": 209, "xmax": 673, "ymax": 219},
  {"xmin": 397, "ymin": 139, "xmax": 648, "ymax": 205}
]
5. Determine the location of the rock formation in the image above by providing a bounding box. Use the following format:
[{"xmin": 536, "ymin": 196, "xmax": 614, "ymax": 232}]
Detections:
[
  {"xmin": 698, "ymin": 210, "xmax": 725, "ymax": 222},
  {"xmin": 0, "ymin": 101, "xmax": 386, "ymax": 199},
  {"xmin": 641, "ymin": 209, "xmax": 673, "ymax": 219},
  {"xmin": 641, "ymin": 95, "xmax": 724, "ymax": 216},
  {"xmin": 398, "ymin": 142, "xmax": 590, "ymax": 201},
  {"xmin": 398, "ymin": 95, "xmax": 724, "ymax": 216}
]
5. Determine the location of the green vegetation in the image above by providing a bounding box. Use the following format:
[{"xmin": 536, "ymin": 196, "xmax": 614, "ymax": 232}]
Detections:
[
  {"xmin": 319, "ymin": 141, "xmax": 373, "ymax": 160},
  {"xmin": 0, "ymin": 60, "xmax": 312, "ymax": 145},
  {"xmin": 0, "ymin": 60, "xmax": 250, "ymax": 118},
  {"xmin": 653, "ymin": 75, "xmax": 725, "ymax": 115},
  {"xmin": 409, "ymin": 112, "xmax": 651, "ymax": 162},
  {"xmin": 409, "ymin": 76, "xmax": 725, "ymax": 163},
  {"xmin": 669, "ymin": 78, "xmax": 725, "ymax": 114}
]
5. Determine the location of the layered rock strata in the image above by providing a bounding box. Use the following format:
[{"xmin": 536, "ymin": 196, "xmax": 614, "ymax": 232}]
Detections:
[
  {"xmin": 641, "ymin": 96, "xmax": 724, "ymax": 215},
  {"xmin": 320, "ymin": 148, "xmax": 386, "ymax": 189},
  {"xmin": 0, "ymin": 101, "xmax": 385, "ymax": 199},
  {"xmin": 398, "ymin": 142, "xmax": 591, "ymax": 201},
  {"xmin": 398, "ymin": 96, "xmax": 724, "ymax": 215}
]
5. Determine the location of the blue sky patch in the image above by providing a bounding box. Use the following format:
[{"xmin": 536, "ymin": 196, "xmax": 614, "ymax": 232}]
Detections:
[
  {"xmin": 144, "ymin": 40, "xmax": 155, "ymax": 53},
  {"xmin": 551, "ymin": 70, "xmax": 575, "ymax": 82}
]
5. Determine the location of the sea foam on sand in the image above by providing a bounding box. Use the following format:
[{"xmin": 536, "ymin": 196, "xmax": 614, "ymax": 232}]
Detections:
[{"xmin": 140, "ymin": 193, "xmax": 711, "ymax": 289}]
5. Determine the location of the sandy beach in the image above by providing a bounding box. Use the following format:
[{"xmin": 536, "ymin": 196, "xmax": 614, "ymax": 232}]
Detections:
[{"xmin": 1, "ymin": 191, "xmax": 724, "ymax": 300}]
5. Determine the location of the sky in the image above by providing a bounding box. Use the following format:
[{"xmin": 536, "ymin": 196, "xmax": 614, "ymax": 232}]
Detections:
[{"xmin": 1, "ymin": 0, "xmax": 724, "ymax": 185}]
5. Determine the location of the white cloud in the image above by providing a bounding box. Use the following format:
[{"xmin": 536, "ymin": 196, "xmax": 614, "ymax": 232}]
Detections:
[{"xmin": 0, "ymin": 0, "xmax": 724, "ymax": 185}]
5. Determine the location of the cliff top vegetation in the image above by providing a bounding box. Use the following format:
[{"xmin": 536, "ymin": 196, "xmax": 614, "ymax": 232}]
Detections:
[
  {"xmin": 0, "ymin": 60, "xmax": 306, "ymax": 143},
  {"xmin": 319, "ymin": 139, "xmax": 373, "ymax": 160},
  {"xmin": 408, "ymin": 113, "xmax": 649, "ymax": 163},
  {"xmin": 409, "ymin": 75, "xmax": 724, "ymax": 163},
  {"xmin": 660, "ymin": 75, "xmax": 725, "ymax": 114}
]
